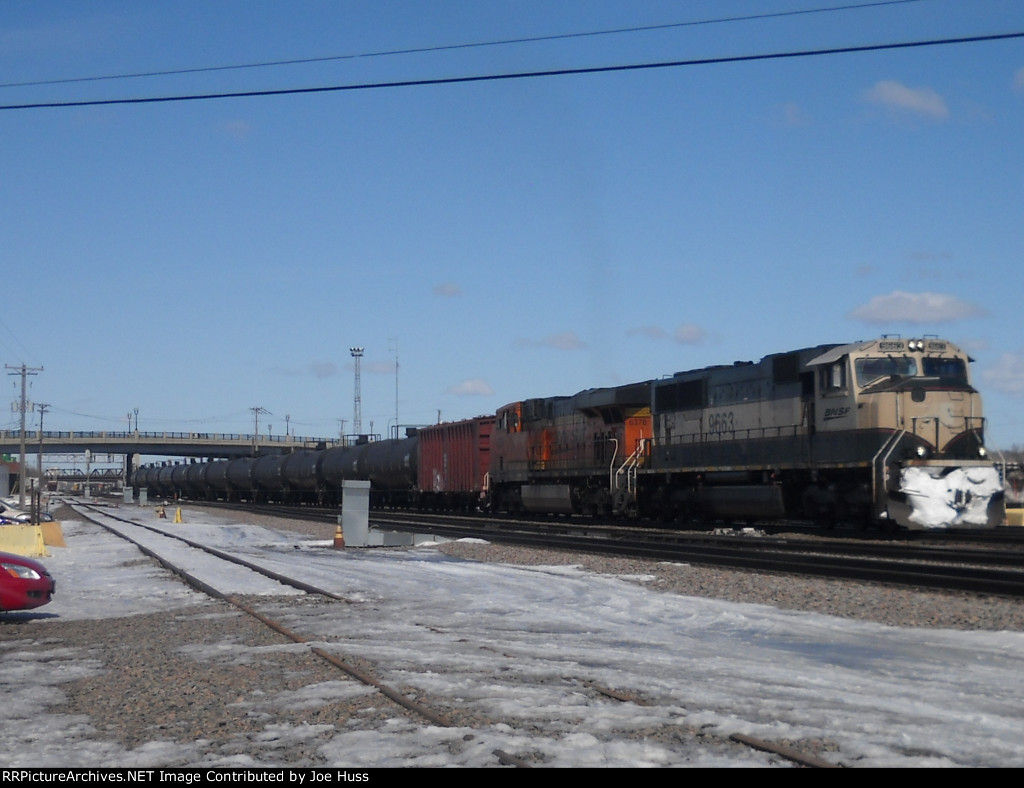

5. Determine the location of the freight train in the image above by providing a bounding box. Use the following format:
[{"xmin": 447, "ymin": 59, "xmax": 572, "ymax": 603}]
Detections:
[{"xmin": 134, "ymin": 337, "xmax": 1006, "ymax": 530}]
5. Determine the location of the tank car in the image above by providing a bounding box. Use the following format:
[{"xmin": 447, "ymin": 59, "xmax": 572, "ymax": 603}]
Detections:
[
  {"xmin": 280, "ymin": 450, "xmax": 321, "ymax": 502},
  {"xmin": 183, "ymin": 461, "xmax": 209, "ymax": 499},
  {"xmin": 251, "ymin": 453, "xmax": 287, "ymax": 501},
  {"xmin": 224, "ymin": 457, "xmax": 256, "ymax": 501},
  {"xmin": 203, "ymin": 459, "xmax": 231, "ymax": 500},
  {"xmin": 357, "ymin": 436, "xmax": 419, "ymax": 507}
]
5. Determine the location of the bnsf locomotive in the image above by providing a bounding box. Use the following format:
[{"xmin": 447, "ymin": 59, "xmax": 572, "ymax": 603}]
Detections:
[{"xmin": 135, "ymin": 337, "xmax": 1005, "ymax": 530}]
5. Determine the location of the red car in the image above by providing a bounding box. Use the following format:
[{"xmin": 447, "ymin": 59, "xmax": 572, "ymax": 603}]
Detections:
[{"xmin": 0, "ymin": 551, "xmax": 55, "ymax": 612}]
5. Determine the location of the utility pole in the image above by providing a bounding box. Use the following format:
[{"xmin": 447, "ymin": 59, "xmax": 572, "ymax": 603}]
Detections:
[
  {"xmin": 350, "ymin": 347, "xmax": 363, "ymax": 436},
  {"xmin": 35, "ymin": 403, "xmax": 49, "ymax": 478},
  {"xmin": 6, "ymin": 363, "xmax": 42, "ymax": 508},
  {"xmin": 34, "ymin": 403, "xmax": 49, "ymax": 522},
  {"xmin": 249, "ymin": 406, "xmax": 268, "ymax": 456}
]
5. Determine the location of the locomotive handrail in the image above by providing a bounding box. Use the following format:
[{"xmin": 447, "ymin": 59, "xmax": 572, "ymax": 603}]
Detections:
[
  {"xmin": 607, "ymin": 438, "xmax": 619, "ymax": 494},
  {"xmin": 615, "ymin": 438, "xmax": 647, "ymax": 496},
  {"xmin": 659, "ymin": 424, "xmax": 804, "ymax": 446},
  {"xmin": 872, "ymin": 429, "xmax": 907, "ymax": 520}
]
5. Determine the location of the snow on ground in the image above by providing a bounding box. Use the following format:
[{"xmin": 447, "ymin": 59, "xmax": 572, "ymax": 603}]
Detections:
[{"xmin": 2, "ymin": 504, "xmax": 1023, "ymax": 767}]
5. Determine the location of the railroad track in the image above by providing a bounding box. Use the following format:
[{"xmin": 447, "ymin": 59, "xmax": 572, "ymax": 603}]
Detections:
[
  {"xmin": 180, "ymin": 502, "xmax": 1024, "ymax": 598},
  {"xmin": 69, "ymin": 500, "xmax": 841, "ymax": 768},
  {"xmin": 70, "ymin": 502, "xmax": 531, "ymax": 765}
]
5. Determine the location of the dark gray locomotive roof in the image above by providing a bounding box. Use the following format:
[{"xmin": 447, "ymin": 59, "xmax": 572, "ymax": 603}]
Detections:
[{"xmin": 662, "ymin": 343, "xmax": 843, "ymax": 382}]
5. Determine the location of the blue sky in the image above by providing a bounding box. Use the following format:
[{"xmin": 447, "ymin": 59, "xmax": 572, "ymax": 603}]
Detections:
[{"xmin": 1, "ymin": 0, "xmax": 1022, "ymax": 450}]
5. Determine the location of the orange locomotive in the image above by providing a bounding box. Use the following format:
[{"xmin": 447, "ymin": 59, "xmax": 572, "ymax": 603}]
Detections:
[{"xmin": 489, "ymin": 382, "xmax": 653, "ymax": 517}]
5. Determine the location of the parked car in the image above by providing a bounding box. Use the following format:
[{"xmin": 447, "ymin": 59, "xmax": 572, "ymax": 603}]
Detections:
[
  {"xmin": 0, "ymin": 501, "xmax": 54, "ymax": 523},
  {"xmin": 0, "ymin": 551, "xmax": 55, "ymax": 612}
]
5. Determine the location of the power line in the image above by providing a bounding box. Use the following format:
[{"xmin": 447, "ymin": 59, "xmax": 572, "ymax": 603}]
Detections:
[
  {"xmin": 0, "ymin": 1, "xmax": 929, "ymax": 90},
  {"xmin": 2, "ymin": 30, "xmax": 1021, "ymax": 112}
]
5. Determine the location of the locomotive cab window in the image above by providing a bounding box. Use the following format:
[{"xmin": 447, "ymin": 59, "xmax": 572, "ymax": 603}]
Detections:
[
  {"xmin": 922, "ymin": 357, "xmax": 969, "ymax": 387},
  {"xmin": 855, "ymin": 357, "xmax": 917, "ymax": 388},
  {"xmin": 819, "ymin": 360, "xmax": 848, "ymax": 394}
]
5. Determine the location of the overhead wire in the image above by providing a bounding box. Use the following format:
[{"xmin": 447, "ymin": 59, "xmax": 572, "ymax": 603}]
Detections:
[
  {"xmin": 1, "ymin": 30, "xmax": 1021, "ymax": 112},
  {"xmin": 0, "ymin": 0, "xmax": 930, "ymax": 90}
]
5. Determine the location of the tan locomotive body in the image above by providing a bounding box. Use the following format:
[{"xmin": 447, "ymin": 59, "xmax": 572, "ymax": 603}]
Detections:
[{"xmin": 646, "ymin": 337, "xmax": 1003, "ymax": 529}]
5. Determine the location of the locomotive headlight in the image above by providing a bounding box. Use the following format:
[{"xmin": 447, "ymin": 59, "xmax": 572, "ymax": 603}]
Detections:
[
  {"xmin": 914, "ymin": 445, "xmax": 929, "ymax": 458},
  {"xmin": 909, "ymin": 340, "xmax": 924, "ymax": 351},
  {"xmin": 979, "ymin": 447, "xmax": 988, "ymax": 458}
]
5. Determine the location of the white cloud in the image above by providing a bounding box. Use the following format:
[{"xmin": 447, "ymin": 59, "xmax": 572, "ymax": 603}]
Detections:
[
  {"xmin": 848, "ymin": 291, "xmax": 986, "ymax": 324},
  {"xmin": 517, "ymin": 331, "xmax": 586, "ymax": 350},
  {"xmin": 863, "ymin": 80, "xmax": 949, "ymax": 119},
  {"xmin": 674, "ymin": 324, "xmax": 706, "ymax": 345},
  {"xmin": 445, "ymin": 378, "xmax": 494, "ymax": 396},
  {"xmin": 982, "ymin": 353, "xmax": 1024, "ymax": 395},
  {"xmin": 433, "ymin": 283, "xmax": 462, "ymax": 297}
]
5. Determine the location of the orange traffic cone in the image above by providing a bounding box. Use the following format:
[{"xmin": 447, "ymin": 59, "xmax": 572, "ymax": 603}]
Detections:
[{"xmin": 333, "ymin": 525, "xmax": 345, "ymax": 549}]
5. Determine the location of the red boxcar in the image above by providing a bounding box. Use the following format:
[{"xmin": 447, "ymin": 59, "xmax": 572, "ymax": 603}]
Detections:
[{"xmin": 417, "ymin": 416, "xmax": 495, "ymax": 511}]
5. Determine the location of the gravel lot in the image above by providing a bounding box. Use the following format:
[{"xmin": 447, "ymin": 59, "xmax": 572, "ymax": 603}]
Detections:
[{"xmin": 1, "ymin": 504, "xmax": 1020, "ymax": 767}]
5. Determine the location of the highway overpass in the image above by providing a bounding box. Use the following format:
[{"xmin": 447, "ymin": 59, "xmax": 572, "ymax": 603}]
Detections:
[{"xmin": 0, "ymin": 430, "xmax": 343, "ymax": 460}]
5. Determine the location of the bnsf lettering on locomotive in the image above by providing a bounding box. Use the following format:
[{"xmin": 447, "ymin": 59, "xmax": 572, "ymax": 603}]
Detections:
[
  {"xmin": 707, "ymin": 411, "xmax": 735, "ymax": 434},
  {"xmin": 824, "ymin": 406, "xmax": 851, "ymax": 420}
]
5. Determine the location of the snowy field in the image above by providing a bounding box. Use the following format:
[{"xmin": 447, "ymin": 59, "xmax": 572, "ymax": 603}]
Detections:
[{"xmin": 2, "ymin": 504, "xmax": 1023, "ymax": 768}]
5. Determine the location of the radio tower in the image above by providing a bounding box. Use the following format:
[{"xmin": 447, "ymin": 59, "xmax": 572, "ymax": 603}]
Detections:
[{"xmin": 350, "ymin": 347, "xmax": 364, "ymax": 436}]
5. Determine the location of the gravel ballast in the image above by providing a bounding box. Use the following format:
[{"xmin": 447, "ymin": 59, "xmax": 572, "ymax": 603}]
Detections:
[
  {"xmin": 225, "ymin": 506, "xmax": 1024, "ymax": 632},
  {"xmin": 2, "ymin": 504, "xmax": 1021, "ymax": 767}
]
